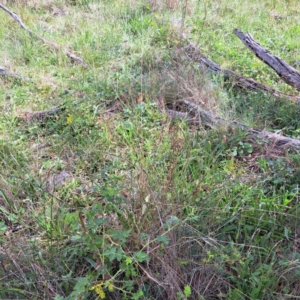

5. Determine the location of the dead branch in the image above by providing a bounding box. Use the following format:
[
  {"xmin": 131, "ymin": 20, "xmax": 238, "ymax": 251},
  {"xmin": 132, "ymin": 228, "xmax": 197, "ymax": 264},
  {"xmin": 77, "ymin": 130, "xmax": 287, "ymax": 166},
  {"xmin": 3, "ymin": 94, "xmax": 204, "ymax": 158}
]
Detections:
[
  {"xmin": 160, "ymin": 98, "xmax": 300, "ymax": 152},
  {"xmin": 233, "ymin": 29, "xmax": 300, "ymax": 91},
  {"xmin": 165, "ymin": 109, "xmax": 189, "ymax": 121},
  {"xmin": 0, "ymin": 66, "xmax": 29, "ymax": 81},
  {"xmin": 181, "ymin": 34, "xmax": 300, "ymax": 103},
  {"xmin": 18, "ymin": 105, "xmax": 64, "ymax": 123},
  {"xmin": 0, "ymin": 3, "xmax": 88, "ymax": 67}
]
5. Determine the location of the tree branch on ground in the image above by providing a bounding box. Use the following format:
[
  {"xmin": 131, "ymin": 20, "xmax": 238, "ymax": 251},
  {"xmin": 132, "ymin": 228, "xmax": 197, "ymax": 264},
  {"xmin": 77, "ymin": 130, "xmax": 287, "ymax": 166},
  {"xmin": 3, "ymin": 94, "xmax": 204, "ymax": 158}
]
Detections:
[
  {"xmin": 0, "ymin": 3, "xmax": 88, "ymax": 67},
  {"xmin": 233, "ymin": 29, "xmax": 300, "ymax": 91},
  {"xmin": 158, "ymin": 97, "xmax": 300, "ymax": 153},
  {"xmin": 18, "ymin": 105, "xmax": 65, "ymax": 123},
  {"xmin": 180, "ymin": 33, "xmax": 300, "ymax": 103},
  {"xmin": 0, "ymin": 66, "xmax": 29, "ymax": 81}
]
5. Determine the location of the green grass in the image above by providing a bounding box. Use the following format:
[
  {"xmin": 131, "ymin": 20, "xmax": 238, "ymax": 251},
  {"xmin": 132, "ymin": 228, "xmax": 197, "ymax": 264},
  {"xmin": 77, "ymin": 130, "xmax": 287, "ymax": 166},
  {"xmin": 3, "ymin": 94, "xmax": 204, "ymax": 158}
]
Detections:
[{"xmin": 1, "ymin": 0, "xmax": 300, "ymax": 299}]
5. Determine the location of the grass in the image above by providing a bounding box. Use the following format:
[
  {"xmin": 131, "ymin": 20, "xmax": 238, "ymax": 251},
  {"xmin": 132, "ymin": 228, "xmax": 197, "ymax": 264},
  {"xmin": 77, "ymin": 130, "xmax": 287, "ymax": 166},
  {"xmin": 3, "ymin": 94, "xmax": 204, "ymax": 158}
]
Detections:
[
  {"xmin": 0, "ymin": 0, "xmax": 300, "ymax": 299},
  {"xmin": 189, "ymin": 0, "xmax": 300, "ymax": 91}
]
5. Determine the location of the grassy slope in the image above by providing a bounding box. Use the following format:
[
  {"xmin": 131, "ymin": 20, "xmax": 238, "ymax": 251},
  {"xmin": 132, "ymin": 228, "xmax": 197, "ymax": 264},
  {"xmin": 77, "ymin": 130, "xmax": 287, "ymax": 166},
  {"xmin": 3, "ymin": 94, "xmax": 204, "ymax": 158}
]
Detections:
[{"xmin": 0, "ymin": 0, "xmax": 300, "ymax": 299}]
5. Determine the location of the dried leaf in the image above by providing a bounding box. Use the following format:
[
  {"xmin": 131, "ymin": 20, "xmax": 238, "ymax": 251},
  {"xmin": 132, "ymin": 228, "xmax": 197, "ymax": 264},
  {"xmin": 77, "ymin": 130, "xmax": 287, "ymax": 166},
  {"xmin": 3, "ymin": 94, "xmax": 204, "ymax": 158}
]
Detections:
[{"xmin": 137, "ymin": 93, "xmax": 144, "ymax": 104}]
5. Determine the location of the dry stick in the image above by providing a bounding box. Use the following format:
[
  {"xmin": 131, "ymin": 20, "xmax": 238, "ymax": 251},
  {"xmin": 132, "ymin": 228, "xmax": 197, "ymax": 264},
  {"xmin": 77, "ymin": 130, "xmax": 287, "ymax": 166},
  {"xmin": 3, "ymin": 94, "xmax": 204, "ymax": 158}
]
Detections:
[
  {"xmin": 233, "ymin": 29, "xmax": 300, "ymax": 91},
  {"xmin": 163, "ymin": 99, "xmax": 300, "ymax": 152},
  {"xmin": 0, "ymin": 3, "xmax": 88, "ymax": 67},
  {"xmin": 181, "ymin": 34, "xmax": 300, "ymax": 103}
]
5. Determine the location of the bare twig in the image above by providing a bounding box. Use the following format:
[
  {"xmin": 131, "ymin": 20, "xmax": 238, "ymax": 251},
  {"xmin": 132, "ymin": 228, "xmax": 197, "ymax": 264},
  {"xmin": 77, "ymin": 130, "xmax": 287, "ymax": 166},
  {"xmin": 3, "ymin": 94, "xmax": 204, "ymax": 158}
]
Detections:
[
  {"xmin": 138, "ymin": 263, "xmax": 166, "ymax": 288},
  {"xmin": 0, "ymin": 3, "xmax": 88, "ymax": 67}
]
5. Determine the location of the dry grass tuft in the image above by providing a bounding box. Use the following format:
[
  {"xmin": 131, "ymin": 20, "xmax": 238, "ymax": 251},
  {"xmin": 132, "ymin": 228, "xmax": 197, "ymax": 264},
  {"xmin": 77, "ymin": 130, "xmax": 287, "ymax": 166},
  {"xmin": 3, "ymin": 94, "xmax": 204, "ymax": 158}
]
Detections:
[{"xmin": 146, "ymin": 56, "xmax": 227, "ymax": 118}]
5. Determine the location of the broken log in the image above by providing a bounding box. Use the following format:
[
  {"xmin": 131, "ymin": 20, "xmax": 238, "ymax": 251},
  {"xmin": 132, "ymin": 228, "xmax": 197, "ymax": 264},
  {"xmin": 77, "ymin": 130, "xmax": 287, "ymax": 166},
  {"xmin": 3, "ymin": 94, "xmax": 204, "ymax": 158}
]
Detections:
[
  {"xmin": 181, "ymin": 34, "xmax": 300, "ymax": 103},
  {"xmin": 233, "ymin": 29, "xmax": 300, "ymax": 91}
]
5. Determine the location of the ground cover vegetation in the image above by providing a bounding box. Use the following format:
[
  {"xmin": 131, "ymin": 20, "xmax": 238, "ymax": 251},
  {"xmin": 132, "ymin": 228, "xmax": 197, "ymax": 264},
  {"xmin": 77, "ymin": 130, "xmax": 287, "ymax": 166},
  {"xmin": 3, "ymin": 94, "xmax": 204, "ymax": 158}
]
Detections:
[{"xmin": 0, "ymin": 0, "xmax": 300, "ymax": 299}]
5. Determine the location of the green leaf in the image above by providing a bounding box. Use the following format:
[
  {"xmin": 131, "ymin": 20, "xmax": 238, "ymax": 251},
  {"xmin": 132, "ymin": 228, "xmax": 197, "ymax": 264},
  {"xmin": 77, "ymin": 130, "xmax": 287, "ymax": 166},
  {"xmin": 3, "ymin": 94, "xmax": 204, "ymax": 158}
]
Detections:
[
  {"xmin": 70, "ymin": 235, "xmax": 82, "ymax": 241},
  {"xmin": 115, "ymin": 248, "xmax": 124, "ymax": 261},
  {"xmin": 61, "ymin": 270, "xmax": 73, "ymax": 280},
  {"xmin": 284, "ymin": 226, "xmax": 291, "ymax": 240},
  {"xmin": 104, "ymin": 247, "xmax": 117, "ymax": 262},
  {"xmin": 133, "ymin": 251, "xmax": 150, "ymax": 263},
  {"xmin": 132, "ymin": 289, "xmax": 144, "ymax": 300},
  {"xmin": 184, "ymin": 285, "xmax": 191, "ymax": 297},
  {"xmin": 178, "ymin": 260, "xmax": 189, "ymax": 266},
  {"xmin": 156, "ymin": 234, "xmax": 170, "ymax": 245},
  {"xmin": 125, "ymin": 257, "xmax": 133, "ymax": 265},
  {"xmin": 73, "ymin": 277, "xmax": 90, "ymax": 293},
  {"xmin": 109, "ymin": 228, "xmax": 132, "ymax": 243}
]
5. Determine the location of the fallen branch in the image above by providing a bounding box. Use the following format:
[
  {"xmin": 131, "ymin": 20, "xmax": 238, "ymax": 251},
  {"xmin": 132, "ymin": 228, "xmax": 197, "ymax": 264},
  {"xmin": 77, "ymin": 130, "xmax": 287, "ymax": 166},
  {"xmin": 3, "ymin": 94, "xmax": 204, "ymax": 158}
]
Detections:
[
  {"xmin": 0, "ymin": 3, "xmax": 88, "ymax": 67},
  {"xmin": 0, "ymin": 66, "xmax": 29, "ymax": 81},
  {"xmin": 181, "ymin": 34, "xmax": 300, "ymax": 103},
  {"xmin": 18, "ymin": 105, "xmax": 64, "ymax": 123},
  {"xmin": 233, "ymin": 29, "xmax": 300, "ymax": 91},
  {"xmin": 161, "ymin": 98, "xmax": 300, "ymax": 152}
]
